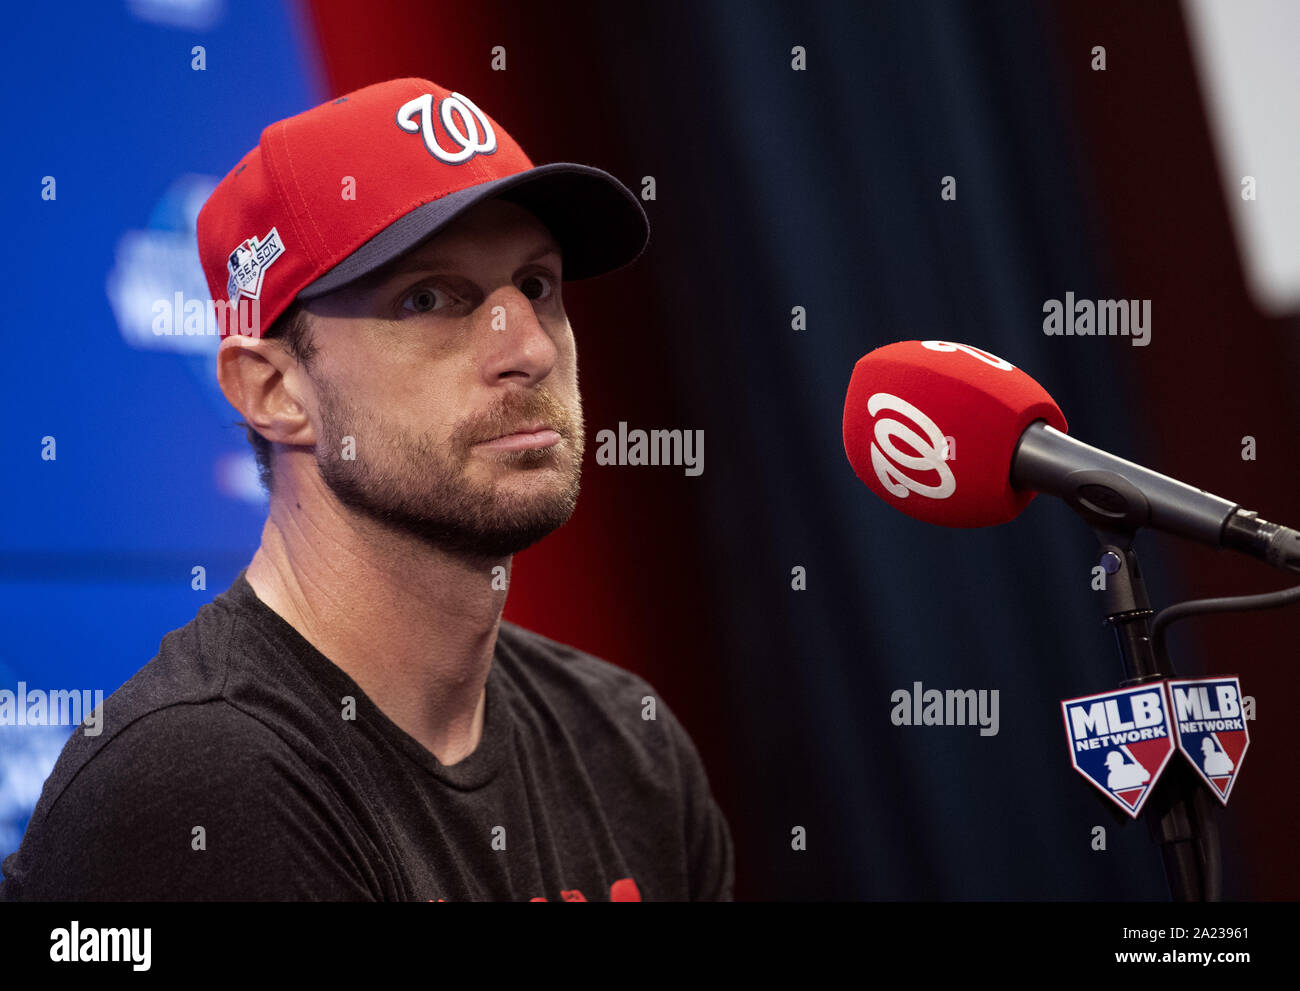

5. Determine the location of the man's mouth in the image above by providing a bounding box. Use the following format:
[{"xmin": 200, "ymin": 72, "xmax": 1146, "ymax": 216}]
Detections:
[{"xmin": 473, "ymin": 424, "xmax": 563, "ymax": 452}]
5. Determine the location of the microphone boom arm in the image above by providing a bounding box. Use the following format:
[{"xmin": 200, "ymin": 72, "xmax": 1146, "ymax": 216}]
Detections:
[{"xmin": 1012, "ymin": 421, "xmax": 1300, "ymax": 574}]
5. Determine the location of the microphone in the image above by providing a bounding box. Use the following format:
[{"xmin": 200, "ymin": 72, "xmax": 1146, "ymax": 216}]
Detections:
[{"xmin": 842, "ymin": 340, "xmax": 1300, "ymax": 573}]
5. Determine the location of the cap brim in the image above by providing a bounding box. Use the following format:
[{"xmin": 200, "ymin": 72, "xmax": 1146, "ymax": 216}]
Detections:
[{"xmin": 297, "ymin": 163, "xmax": 649, "ymax": 299}]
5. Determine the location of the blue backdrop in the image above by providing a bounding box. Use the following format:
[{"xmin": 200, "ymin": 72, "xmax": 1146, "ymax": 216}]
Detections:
[{"xmin": 0, "ymin": 0, "xmax": 323, "ymax": 866}]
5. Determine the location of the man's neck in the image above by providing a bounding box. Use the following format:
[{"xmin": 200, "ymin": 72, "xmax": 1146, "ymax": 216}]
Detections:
[{"xmin": 244, "ymin": 482, "xmax": 509, "ymax": 766}]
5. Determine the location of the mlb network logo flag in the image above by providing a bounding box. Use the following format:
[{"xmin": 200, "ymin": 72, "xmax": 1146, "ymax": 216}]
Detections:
[
  {"xmin": 1167, "ymin": 677, "xmax": 1249, "ymax": 805},
  {"xmin": 1061, "ymin": 685, "xmax": 1175, "ymax": 818}
]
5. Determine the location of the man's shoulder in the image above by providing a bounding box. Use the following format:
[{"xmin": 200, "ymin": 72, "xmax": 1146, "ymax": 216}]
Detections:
[
  {"xmin": 494, "ymin": 620, "xmax": 695, "ymax": 766},
  {"xmin": 496, "ymin": 620, "xmax": 659, "ymax": 697},
  {"xmin": 495, "ymin": 621, "xmax": 735, "ymax": 902},
  {"xmin": 25, "ymin": 579, "xmax": 305, "ymax": 837},
  {"xmin": 93, "ymin": 575, "xmax": 261, "ymax": 723},
  {"xmin": 38, "ymin": 699, "xmax": 299, "ymax": 825},
  {"xmin": 1, "ymin": 698, "xmax": 376, "ymax": 900}
]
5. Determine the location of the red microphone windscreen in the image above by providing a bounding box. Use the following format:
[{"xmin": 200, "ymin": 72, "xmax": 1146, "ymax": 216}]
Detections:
[{"xmin": 842, "ymin": 340, "xmax": 1068, "ymax": 527}]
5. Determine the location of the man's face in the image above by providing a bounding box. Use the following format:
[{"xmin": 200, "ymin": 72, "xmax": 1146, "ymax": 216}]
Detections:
[{"xmin": 298, "ymin": 198, "xmax": 585, "ymax": 558}]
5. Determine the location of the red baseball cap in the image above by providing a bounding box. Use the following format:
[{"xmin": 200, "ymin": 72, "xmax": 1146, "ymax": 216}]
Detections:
[{"xmin": 197, "ymin": 77, "xmax": 649, "ymax": 336}]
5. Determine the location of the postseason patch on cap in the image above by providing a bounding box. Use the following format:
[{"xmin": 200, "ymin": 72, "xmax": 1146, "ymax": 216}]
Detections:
[
  {"xmin": 1166, "ymin": 677, "xmax": 1249, "ymax": 805},
  {"xmin": 225, "ymin": 227, "xmax": 285, "ymax": 302},
  {"xmin": 1061, "ymin": 684, "xmax": 1175, "ymax": 818}
]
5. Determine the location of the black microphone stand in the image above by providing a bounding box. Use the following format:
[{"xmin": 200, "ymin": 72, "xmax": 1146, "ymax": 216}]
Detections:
[{"xmin": 1091, "ymin": 526, "xmax": 1221, "ymax": 901}]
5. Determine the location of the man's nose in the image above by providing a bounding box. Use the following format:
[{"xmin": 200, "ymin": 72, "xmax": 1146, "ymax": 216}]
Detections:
[{"xmin": 479, "ymin": 286, "xmax": 558, "ymax": 383}]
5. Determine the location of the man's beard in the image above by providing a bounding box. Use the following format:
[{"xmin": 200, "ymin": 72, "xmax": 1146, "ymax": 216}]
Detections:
[{"xmin": 312, "ymin": 376, "xmax": 585, "ymax": 559}]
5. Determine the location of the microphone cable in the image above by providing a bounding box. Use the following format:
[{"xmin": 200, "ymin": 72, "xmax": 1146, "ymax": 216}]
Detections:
[
  {"xmin": 1152, "ymin": 581, "xmax": 1300, "ymax": 663},
  {"xmin": 1150, "ymin": 579, "xmax": 1300, "ymax": 901}
]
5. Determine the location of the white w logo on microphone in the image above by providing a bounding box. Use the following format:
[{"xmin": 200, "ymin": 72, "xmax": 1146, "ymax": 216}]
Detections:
[
  {"xmin": 867, "ymin": 393, "xmax": 956, "ymax": 500},
  {"xmin": 396, "ymin": 91, "xmax": 497, "ymax": 164}
]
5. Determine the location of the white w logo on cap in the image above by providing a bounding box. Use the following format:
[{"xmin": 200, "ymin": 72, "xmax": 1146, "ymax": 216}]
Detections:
[{"xmin": 396, "ymin": 91, "xmax": 497, "ymax": 164}]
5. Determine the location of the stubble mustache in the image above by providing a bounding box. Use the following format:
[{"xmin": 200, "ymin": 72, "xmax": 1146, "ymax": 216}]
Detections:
[{"xmin": 451, "ymin": 388, "xmax": 586, "ymax": 462}]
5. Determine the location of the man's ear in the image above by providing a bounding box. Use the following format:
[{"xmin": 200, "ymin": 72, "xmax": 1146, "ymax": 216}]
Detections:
[{"xmin": 216, "ymin": 335, "xmax": 317, "ymax": 448}]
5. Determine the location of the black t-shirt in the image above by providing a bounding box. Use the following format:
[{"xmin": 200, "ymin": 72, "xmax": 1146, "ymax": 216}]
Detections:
[{"xmin": 0, "ymin": 572, "xmax": 733, "ymax": 901}]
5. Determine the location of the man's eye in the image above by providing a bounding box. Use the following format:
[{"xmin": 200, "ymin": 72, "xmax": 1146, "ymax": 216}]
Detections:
[
  {"xmin": 519, "ymin": 273, "xmax": 555, "ymax": 303},
  {"xmin": 402, "ymin": 286, "xmax": 449, "ymax": 313}
]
